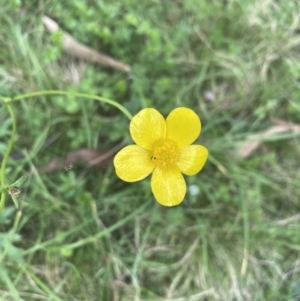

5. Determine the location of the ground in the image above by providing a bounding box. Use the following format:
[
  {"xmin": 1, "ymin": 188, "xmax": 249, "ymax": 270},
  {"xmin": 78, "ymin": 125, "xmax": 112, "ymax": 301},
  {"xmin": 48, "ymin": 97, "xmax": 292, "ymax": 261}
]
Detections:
[{"xmin": 1, "ymin": 0, "xmax": 300, "ymax": 300}]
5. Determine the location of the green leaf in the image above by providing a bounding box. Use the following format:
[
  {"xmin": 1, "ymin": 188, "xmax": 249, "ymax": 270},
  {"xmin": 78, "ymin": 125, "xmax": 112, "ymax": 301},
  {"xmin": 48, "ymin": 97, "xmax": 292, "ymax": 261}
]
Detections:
[
  {"xmin": 11, "ymin": 176, "xmax": 27, "ymax": 188},
  {"xmin": 10, "ymin": 196, "xmax": 19, "ymax": 209},
  {"xmin": 0, "ymin": 207, "xmax": 15, "ymax": 225}
]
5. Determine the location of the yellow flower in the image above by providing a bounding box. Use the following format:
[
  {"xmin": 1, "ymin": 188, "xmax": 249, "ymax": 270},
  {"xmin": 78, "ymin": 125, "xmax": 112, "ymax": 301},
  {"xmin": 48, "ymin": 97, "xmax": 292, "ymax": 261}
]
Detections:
[{"xmin": 113, "ymin": 107, "xmax": 208, "ymax": 206}]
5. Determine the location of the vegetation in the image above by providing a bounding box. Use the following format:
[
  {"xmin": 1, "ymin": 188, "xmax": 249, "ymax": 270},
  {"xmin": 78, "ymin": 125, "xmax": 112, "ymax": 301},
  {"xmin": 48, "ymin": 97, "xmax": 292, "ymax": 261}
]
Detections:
[{"xmin": 1, "ymin": 0, "xmax": 300, "ymax": 300}]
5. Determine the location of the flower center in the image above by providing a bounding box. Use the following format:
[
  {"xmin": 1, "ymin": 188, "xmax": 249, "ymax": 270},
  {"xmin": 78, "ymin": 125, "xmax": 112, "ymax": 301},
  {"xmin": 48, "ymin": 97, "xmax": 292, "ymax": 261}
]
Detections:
[{"xmin": 151, "ymin": 139, "xmax": 179, "ymax": 169}]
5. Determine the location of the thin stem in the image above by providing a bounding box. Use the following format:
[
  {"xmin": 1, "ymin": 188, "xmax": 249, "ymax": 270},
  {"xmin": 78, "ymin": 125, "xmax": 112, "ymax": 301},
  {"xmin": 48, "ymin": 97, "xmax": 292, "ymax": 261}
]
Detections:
[
  {"xmin": 0, "ymin": 103, "xmax": 17, "ymax": 212},
  {"xmin": 240, "ymin": 192, "xmax": 249, "ymax": 276},
  {"xmin": 0, "ymin": 90, "xmax": 132, "ymax": 212},
  {"xmin": 11, "ymin": 90, "xmax": 133, "ymax": 120}
]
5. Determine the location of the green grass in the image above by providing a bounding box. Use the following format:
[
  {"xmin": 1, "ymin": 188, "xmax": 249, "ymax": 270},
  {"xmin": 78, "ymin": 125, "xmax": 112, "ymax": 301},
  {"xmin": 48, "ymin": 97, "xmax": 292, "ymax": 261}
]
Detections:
[{"xmin": 1, "ymin": 0, "xmax": 300, "ymax": 300}]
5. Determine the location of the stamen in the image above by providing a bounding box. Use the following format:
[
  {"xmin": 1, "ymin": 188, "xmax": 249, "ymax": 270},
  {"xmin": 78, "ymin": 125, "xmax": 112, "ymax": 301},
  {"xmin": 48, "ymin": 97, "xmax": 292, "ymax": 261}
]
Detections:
[{"xmin": 151, "ymin": 139, "xmax": 179, "ymax": 169}]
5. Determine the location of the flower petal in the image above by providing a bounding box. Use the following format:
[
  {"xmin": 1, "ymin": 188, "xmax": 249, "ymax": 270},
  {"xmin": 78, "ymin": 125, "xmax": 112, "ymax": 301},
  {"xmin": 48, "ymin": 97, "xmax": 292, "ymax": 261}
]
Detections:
[
  {"xmin": 114, "ymin": 145, "xmax": 154, "ymax": 182},
  {"xmin": 166, "ymin": 107, "xmax": 201, "ymax": 148},
  {"xmin": 177, "ymin": 145, "xmax": 208, "ymax": 175},
  {"xmin": 151, "ymin": 166, "xmax": 186, "ymax": 206},
  {"xmin": 130, "ymin": 108, "xmax": 166, "ymax": 150}
]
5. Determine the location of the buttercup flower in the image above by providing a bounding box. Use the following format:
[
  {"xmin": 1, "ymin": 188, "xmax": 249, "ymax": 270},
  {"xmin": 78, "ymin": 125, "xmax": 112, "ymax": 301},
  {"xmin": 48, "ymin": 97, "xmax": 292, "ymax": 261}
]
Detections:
[{"xmin": 114, "ymin": 107, "xmax": 208, "ymax": 206}]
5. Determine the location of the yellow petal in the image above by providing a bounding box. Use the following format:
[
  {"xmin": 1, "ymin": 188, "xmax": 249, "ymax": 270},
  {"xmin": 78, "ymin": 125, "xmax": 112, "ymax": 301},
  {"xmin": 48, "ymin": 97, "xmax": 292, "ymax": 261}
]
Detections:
[
  {"xmin": 151, "ymin": 166, "xmax": 186, "ymax": 206},
  {"xmin": 114, "ymin": 145, "xmax": 154, "ymax": 182},
  {"xmin": 130, "ymin": 108, "xmax": 166, "ymax": 150},
  {"xmin": 177, "ymin": 145, "xmax": 208, "ymax": 175},
  {"xmin": 166, "ymin": 107, "xmax": 201, "ymax": 148}
]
